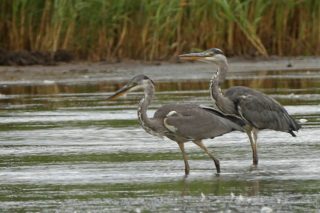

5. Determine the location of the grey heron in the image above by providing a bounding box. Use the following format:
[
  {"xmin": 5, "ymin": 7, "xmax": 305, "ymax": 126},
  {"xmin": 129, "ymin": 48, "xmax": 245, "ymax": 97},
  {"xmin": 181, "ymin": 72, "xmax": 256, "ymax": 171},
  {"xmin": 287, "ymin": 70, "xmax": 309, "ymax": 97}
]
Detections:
[
  {"xmin": 179, "ymin": 48, "xmax": 301, "ymax": 166},
  {"xmin": 107, "ymin": 74, "xmax": 246, "ymax": 175}
]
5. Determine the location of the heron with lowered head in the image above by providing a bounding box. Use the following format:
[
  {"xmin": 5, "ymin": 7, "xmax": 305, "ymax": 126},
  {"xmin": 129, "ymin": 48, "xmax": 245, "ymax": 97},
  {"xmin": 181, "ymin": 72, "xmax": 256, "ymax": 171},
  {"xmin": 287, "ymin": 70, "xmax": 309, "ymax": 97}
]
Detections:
[
  {"xmin": 179, "ymin": 48, "xmax": 301, "ymax": 166},
  {"xmin": 107, "ymin": 74, "xmax": 246, "ymax": 175}
]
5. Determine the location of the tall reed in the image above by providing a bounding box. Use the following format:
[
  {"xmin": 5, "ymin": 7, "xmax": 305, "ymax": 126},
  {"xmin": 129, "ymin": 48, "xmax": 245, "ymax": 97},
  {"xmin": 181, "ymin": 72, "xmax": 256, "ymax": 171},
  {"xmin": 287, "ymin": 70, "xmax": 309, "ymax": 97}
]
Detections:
[{"xmin": 0, "ymin": 0, "xmax": 320, "ymax": 61}]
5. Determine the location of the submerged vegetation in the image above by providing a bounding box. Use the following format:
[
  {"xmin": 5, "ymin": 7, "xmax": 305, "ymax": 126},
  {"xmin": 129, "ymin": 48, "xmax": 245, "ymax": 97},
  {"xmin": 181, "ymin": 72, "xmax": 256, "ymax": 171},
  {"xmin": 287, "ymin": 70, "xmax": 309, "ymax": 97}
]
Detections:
[{"xmin": 0, "ymin": 0, "xmax": 320, "ymax": 61}]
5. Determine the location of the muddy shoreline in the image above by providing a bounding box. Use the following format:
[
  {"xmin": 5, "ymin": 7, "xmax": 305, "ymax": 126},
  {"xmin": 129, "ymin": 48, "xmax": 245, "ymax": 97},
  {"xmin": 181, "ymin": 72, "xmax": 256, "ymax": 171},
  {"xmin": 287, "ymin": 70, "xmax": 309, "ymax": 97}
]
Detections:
[{"xmin": 0, "ymin": 57, "xmax": 320, "ymax": 84}]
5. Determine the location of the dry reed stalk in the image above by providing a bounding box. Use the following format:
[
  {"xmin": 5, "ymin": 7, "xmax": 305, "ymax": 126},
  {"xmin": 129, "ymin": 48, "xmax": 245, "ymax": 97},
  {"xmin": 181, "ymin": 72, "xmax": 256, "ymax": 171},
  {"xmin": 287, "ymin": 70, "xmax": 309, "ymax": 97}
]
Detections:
[{"xmin": 1, "ymin": 0, "xmax": 319, "ymax": 61}]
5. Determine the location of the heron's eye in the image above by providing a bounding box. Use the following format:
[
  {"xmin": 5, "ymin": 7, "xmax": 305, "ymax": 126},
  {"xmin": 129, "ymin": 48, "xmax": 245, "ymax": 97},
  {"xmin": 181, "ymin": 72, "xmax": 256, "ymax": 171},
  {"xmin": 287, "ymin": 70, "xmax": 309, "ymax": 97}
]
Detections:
[{"xmin": 213, "ymin": 48, "xmax": 224, "ymax": 55}]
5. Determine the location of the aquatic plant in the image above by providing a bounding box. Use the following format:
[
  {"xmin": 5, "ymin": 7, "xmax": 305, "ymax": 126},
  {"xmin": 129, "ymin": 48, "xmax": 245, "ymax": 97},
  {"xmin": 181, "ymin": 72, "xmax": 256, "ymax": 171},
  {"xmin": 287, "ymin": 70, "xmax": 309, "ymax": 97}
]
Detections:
[{"xmin": 0, "ymin": 0, "xmax": 319, "ymax": 60}]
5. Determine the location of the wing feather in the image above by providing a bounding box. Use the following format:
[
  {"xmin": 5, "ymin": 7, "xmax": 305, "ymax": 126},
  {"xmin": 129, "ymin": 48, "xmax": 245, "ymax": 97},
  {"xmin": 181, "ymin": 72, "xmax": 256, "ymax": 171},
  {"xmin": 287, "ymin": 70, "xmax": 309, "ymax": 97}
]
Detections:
[
  {"xmin": 225, "ymin": 86, "xmax": 301, "ymax": 132},
  {"xmin": 163, "ymin": 105, "xmax": 243, "ymax": 140}
]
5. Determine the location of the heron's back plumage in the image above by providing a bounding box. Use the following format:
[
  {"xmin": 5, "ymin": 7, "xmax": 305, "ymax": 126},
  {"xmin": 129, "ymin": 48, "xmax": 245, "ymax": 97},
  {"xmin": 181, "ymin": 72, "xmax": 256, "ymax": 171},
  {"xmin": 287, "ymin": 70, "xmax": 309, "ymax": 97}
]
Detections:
[
  {"xmin": 153, "ymin": 103, "xmax": 243, "ymax": 142},
  {"xmin": 225, "ymin": 86, "xmax": 301, "ymax": 135}
]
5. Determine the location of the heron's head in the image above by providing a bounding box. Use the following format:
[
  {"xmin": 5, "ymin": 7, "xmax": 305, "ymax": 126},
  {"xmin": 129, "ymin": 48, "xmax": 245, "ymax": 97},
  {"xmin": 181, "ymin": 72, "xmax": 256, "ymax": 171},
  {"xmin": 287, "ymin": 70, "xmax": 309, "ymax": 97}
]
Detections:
[
  {"xmin": 179, "ymin": 48, "xmax": 227, "ymax": 64},
  {"xmin": 107, "ymin": 74, "xmax": 155, "ymax": 100}
]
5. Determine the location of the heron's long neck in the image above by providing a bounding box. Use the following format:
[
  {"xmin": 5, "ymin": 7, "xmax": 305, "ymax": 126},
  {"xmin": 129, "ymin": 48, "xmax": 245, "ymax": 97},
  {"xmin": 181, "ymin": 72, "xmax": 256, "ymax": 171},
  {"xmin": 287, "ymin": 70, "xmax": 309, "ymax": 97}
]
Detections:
[
  {"xmin": 137, "ymin": 83, "xmax": 159, "ymax": 136},
  {"xmin": 210, "ymin": 62, "xmax": 235, "ymax": 114}
]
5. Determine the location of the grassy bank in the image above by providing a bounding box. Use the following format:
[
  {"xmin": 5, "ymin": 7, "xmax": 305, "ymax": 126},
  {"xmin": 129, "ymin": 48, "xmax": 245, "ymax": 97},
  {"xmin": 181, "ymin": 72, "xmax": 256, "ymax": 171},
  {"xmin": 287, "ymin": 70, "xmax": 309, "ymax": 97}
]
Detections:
[{"xmin": 0, "ymin": 0, "xmax": 319, "ymax": 61}]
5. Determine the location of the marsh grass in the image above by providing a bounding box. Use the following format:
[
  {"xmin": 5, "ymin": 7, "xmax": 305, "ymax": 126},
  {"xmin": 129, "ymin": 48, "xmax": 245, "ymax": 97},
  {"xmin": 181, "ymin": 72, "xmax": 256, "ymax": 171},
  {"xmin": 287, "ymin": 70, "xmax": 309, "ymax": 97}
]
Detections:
[{"xmin": 1, "ymin": 0, "xmax": 319, "ymax": 60}]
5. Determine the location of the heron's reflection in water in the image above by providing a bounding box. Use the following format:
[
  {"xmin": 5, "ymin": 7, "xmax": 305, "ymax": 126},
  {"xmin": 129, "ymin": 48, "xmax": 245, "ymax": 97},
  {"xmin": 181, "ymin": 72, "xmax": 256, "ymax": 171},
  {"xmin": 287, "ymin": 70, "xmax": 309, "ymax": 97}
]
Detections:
[{"xmin": 178, "ymin": 174, "xmax": 261, "ymax": 197}]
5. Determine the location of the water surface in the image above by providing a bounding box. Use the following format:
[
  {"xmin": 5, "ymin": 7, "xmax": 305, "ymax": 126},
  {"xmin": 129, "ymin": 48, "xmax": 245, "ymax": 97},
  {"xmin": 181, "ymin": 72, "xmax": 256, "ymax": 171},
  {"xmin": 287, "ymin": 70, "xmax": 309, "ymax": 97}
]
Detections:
[{"xmin": 0, "ymin": 69, "xmax": 319, "ymax": 212}]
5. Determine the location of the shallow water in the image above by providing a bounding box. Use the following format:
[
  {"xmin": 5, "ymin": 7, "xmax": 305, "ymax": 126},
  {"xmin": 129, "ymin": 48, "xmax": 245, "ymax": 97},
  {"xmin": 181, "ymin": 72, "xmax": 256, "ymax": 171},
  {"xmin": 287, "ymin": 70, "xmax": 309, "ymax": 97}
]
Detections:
[{"xmin": 0, "ymin": 69, "xmax": 320, "ymax": 212}]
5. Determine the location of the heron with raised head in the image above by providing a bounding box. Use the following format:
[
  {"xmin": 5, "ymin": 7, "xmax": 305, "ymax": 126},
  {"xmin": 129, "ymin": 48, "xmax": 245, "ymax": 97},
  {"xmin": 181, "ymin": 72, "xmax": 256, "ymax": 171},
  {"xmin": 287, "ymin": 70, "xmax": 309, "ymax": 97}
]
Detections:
[
  {"xmin": 179, "ymin": 48, "xmax": 301, "ymax": 166},
  {"xmin": 107, "ymin": 74, "xmax": 246, "ymax": 175}
]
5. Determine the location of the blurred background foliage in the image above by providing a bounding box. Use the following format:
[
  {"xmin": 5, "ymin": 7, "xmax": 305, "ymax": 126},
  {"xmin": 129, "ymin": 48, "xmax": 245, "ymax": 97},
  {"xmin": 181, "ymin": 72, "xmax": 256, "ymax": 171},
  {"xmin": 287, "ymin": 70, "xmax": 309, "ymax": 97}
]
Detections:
[{"xmin": 0, "ymin": 0, "xmax": 320, "ymax": 61}]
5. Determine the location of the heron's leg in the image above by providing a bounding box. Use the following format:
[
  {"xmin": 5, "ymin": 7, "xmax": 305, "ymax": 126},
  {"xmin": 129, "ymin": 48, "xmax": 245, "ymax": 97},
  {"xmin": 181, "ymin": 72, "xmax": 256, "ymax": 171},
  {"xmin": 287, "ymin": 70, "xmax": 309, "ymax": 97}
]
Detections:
[
  {"xmin": 178, "ymin": 142, "xmax": 190, "ymax": 175},
  {"xmin": 246, "ymin": 129, "xmax": 258, "ymax": 165},
  {"xmin": 193, "ymin": 140, "xmax": 220, "ymax": 173}
]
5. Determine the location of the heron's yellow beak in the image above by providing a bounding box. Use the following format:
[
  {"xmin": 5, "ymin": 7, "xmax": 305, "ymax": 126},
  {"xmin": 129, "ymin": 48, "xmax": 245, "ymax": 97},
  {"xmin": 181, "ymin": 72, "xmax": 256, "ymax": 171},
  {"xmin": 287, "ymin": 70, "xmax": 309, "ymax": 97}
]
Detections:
[
  {"xmin": 179, "ymin": 51, "xmax": 210, "ymax": 61},
  {"xmin": 106, "ymin": 84, "xmax": 134, "ymax": 101}
]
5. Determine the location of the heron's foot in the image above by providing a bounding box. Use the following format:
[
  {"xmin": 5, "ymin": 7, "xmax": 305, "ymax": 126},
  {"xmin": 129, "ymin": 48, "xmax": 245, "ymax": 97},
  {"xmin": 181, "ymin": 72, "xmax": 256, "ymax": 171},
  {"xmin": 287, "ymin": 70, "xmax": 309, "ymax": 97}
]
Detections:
[
  {"xmin": 184, "ymin": 168, "xmax": 190, "ymax": 176},
  {"xmin": 249, "ymin": 164, "xmax": 258, "ymax": 172},
  {"xmin": 253, "ymin": 158, "xmax": 258, "ymax": 166},
  {"xmin": 214, "ymin": 159, "xmax": 220, "ymax": 174}
]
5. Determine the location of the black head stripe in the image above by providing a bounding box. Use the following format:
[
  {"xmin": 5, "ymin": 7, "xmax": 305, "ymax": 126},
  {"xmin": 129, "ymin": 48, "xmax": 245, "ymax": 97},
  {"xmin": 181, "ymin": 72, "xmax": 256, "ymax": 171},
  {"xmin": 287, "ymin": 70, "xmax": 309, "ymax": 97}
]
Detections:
[
  {"xmin": 150, "ymin": 79, "xmax": 155, "ymax": 85},
  {"xmin": 210, "ymin": 48, "xmax": 224, "ymax": 55}
]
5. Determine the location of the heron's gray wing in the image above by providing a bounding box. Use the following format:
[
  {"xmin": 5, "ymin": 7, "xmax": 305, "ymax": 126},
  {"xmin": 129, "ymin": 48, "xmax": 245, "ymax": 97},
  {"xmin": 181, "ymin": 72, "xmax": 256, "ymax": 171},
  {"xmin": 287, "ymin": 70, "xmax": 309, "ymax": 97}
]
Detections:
[
  {"xmin": 225, "ymin": 86, "xmax": 301, "ymax": 134},
  {"xmin": 164, "ymin": 107, "xmax": 242, "ymax": 141},
  {"xmin": 199, "ymin": 105, "xmax": 246, "ymax": 127},
  {"xmin": 153, "ymin": 103, "xmax": 199, "ymax": 119}
]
